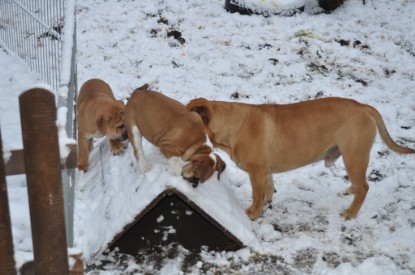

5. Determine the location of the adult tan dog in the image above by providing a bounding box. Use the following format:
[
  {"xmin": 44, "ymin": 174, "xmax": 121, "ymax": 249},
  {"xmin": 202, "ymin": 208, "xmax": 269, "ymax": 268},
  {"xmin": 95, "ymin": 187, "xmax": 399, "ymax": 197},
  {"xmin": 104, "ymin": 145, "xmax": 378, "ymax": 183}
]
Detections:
[
  {"xmin": 125, "ymin": 85, "xmax": 226, "ymax": 186},
  {"xmin": 187, "ymin": 97, "xmax": 415, "ymax": 219},
  {"xmin": 77, "ymin": 78, "xmax": 128, "ymax": 172}
]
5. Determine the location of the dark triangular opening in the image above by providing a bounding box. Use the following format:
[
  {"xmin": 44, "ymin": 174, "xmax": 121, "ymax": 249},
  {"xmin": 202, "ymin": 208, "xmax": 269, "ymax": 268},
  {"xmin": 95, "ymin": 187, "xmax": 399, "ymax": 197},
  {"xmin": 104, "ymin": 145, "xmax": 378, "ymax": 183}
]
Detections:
[{"xmin": 108, "ymin": 188, "xmax": 243, "ymax": 256}]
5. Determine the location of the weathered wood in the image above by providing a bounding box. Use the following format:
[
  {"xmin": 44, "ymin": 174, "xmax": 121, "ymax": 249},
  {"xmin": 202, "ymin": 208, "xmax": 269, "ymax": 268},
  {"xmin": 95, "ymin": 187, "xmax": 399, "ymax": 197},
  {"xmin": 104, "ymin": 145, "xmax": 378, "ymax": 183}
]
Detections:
[
  {"xmin": 0, "ymin": 129, "xmax": 17, "ymax": 275},
  {"xmin": 5, "ymin": 144, "xmax": 77, "ymax": 176},
  {"xmin": 19, "ymin": 88, "xmax": 69, "ymax": 275}
]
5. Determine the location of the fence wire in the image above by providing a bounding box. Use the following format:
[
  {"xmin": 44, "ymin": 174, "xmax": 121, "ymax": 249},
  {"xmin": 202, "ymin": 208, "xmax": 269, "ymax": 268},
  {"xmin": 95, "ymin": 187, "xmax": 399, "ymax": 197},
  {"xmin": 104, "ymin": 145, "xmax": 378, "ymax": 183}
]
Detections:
[{"xmin": 0, "ymin": 0, "xmax": 64, "ymax": 92}]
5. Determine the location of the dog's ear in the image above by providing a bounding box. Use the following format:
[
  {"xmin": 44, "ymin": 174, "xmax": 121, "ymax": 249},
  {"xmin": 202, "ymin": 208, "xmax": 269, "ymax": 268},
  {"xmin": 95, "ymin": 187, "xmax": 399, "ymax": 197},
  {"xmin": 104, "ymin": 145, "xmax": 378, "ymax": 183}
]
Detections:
[
  {"xmin": 187, "ymin": 99, "xmax": 210, "ymax": 125},
  {"xmin": 214, "ymin": 154, "xmax": 226, "ymax": 180},
  {"xmin": 193, "ymin": 106, "xmax": 210, "ymax": 125},
  {"xmin": 118, "ymin": 110, "xmax": 125, "ymax": 121}
]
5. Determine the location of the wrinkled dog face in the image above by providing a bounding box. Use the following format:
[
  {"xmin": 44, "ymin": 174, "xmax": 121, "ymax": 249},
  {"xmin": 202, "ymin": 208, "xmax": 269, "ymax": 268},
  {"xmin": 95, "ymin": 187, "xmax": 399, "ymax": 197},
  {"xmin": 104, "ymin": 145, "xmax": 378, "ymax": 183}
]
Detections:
[
  {"xmin": 99, "ymin": 101, "xmax": 128, "ymax": 141},
  {"xmin": 182, "ymin": 153, "xmax": 226, "ymax": 187}
]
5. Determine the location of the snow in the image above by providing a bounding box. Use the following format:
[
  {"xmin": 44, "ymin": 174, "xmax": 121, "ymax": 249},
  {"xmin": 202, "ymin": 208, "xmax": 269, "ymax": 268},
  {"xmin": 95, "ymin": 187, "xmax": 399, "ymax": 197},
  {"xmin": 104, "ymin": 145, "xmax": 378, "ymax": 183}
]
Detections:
[
  {"xmin": 231, "ymin": 0, "xmax": 306, "ymax": 15},
  {"xmin": 1, "ymin": 0, "xmax": 415, "ymax": 273},
  {"xmin": 57, "ymin": 106, "xmax": 77, "ymax": 160}
]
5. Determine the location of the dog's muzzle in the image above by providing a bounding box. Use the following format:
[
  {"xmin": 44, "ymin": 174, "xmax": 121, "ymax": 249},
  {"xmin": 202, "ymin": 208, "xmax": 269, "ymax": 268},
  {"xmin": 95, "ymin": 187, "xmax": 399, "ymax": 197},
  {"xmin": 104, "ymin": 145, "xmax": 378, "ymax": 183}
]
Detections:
[{"xmin": 183, "ymin": 176, "xmax": 200, "ymax": 188}]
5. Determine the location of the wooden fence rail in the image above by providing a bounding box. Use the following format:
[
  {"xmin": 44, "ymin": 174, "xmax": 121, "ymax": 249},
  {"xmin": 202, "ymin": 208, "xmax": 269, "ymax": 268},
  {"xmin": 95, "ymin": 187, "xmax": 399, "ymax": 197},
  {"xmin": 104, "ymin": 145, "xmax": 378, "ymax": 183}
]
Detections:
[{"xmin": 5, "ymin": 145, "xmax": 77, "ymax": 176}]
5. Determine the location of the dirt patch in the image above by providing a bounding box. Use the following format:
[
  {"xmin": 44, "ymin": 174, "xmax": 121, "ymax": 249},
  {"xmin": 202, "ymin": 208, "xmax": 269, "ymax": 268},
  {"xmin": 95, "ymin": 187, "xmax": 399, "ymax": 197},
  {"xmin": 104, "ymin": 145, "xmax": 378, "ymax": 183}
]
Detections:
[{"xmin": 293, "ymin": 248, "xmax": 319, "ymax": 272}]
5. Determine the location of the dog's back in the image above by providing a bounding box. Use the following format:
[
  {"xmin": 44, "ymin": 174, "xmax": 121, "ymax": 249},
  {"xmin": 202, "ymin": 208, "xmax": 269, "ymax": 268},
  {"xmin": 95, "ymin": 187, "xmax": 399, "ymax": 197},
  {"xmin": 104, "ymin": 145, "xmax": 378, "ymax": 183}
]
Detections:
[
  {"xmin": 125, "ymin": 89, "xmax": 206, "ymax": 147},
  {"xmin": 77, "ymin": 78, "xmax": 115, "ymax": 108}
]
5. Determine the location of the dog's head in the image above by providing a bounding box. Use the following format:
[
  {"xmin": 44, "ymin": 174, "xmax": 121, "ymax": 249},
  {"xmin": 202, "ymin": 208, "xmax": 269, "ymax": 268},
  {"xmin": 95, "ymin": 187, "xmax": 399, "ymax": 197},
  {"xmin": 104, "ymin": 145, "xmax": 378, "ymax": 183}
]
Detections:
[
  {"xmin": 186, "ymin": 98, "xmax": 211, "ymax": 125},
  {"xmin": 97, "ymin": 100, "xmax": 128, "ymax": 141},
  {"xmin": 182, "ymin": 153, "xmax": 226, "ymax": 187},
  {"xmin": 183, "ymin": 100, "xmax": 227, "ymax": 187}
]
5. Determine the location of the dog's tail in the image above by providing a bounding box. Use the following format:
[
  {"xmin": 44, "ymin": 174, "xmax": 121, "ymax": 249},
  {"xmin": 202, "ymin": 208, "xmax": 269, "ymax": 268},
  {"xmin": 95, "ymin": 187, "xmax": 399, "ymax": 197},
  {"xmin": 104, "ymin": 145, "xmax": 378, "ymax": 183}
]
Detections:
[
  {"xmin": 136, "ymin": 79, "xmax": 157, "ymax": 91},
  {"xmin": 136, "ymin": 83, "xmax": 150, "ymax": 90},
  {"xmin": 366, "ymin": 105, "xmax": 415, "ymax": 154}
]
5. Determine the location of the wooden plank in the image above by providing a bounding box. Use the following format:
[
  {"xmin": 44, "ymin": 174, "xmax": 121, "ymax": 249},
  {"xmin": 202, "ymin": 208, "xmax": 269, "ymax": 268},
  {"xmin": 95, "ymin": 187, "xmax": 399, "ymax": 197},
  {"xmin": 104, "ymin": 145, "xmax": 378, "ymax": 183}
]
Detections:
[{"xmin": 5, "ymin": 144, "xmax": 77, "ymax": 176}]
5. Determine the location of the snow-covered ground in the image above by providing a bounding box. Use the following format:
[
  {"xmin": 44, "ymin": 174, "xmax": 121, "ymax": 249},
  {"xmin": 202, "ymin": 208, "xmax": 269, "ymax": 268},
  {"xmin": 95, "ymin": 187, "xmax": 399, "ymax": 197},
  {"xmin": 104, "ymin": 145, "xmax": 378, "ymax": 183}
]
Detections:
[{"xmin": 1, "ymin": 0, "xmax": 415, "ymax": 273}]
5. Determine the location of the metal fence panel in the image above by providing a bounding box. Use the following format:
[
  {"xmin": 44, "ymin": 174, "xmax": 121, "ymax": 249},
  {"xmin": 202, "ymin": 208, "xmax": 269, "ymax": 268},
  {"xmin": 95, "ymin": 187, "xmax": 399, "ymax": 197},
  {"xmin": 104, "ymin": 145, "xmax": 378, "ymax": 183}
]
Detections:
[
  {"xmin": 0, "ymin": 0, "xmax": 77, "ymax": 247},
  {"xmin": 0, "ymin": 0, "xmax": 64, "ymax": 92}
]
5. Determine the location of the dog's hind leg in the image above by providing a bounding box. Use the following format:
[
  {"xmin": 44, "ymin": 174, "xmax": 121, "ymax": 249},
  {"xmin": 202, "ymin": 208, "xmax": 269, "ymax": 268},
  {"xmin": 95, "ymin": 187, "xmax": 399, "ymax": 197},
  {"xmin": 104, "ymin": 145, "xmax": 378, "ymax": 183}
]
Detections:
[
  {"xmin": 339, "ymin": 125, "xmax": 375, "ymax": 219},
  {"xmin": 340, "ymin": 158, "xmax": 369, "ymax": 219},
  {"xmin": 265, "ymin": 173, "xmax": 275, "ymax": 210},
  {"xmin": 129, "ymin": 125, "xmax": 151, "ymax": 172},
  {"xmin": 266, "ymin": 173, "xmax": 275, "ymax": 203},
  {"xmin": 88, "ymin": 139, "xmax": 93, "ymax": 152}
]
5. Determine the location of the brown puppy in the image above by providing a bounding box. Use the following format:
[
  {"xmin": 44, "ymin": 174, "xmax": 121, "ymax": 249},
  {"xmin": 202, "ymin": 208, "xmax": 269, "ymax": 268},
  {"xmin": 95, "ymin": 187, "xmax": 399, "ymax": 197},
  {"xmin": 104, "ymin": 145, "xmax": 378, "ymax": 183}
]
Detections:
[
  {"xmin": 187, "ymin": 97, "xmax": 415, "ymax": 219},
  {"xmin": 125, "ymin": 86, "xmax": 225, "ymax": 186},
  {"xmin": 77, "ymin": 78, "xmax": 128, "ymax": 172}
]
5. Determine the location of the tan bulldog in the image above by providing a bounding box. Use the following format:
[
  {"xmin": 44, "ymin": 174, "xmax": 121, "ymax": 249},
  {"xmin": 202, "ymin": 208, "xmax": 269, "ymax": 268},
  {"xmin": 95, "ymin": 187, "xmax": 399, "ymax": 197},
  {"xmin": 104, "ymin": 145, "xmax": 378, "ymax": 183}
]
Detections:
[
  {"xmin": 77, "ymin": 78, "xmax": 128, "ymax": 172},
  {"xmin": 187, "ymin": 97, "xmax": 414, "ymax": 219},
  {"xmin": 125, "ymin": 85, "xmax": 226, "ymax": 186}
]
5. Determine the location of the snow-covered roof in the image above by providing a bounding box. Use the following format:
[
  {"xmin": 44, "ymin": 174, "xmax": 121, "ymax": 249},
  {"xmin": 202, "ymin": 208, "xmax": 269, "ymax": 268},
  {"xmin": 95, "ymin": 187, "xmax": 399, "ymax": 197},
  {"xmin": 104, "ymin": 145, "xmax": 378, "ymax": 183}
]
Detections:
[{"xmin": 75, "ymin": 139, "xmax": 261, "ymax": 258}]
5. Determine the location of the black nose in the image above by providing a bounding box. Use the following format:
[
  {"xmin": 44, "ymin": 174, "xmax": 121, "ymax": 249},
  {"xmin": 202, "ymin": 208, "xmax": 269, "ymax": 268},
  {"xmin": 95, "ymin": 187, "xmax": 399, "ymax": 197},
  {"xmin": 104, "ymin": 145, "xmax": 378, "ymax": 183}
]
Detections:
[{"xmin": 184, "ymin": 176, "xmax": 200, "ymax": 187}]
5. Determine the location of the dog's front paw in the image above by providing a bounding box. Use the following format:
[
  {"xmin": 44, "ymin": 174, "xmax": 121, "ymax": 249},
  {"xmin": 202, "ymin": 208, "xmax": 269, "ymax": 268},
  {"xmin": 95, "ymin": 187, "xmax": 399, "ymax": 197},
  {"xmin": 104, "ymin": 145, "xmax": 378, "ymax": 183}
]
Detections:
[
  {"xmin": 109, "ymin": 140, "xmax": 127, "ymax": 155},
  {"xmin": 139, "ymin": 158, "xmax": 151, "ymax": 173},
  {"xmin": 246, "ymin": 206, "xmax": 262, "ymax": 220},
  {"xmin": 340, "ymin": 209, "xmax": 357, "ymax": 220},
  {"xmin": 78, "ymin": 163, "xmax": 89, "ymax": 172}
]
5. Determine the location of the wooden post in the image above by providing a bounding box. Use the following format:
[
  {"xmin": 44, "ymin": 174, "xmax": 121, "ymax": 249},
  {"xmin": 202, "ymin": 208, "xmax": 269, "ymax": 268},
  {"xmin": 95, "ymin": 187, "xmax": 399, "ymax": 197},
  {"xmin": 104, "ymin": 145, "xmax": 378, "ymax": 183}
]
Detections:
[
  {"xmin": 19, "ymin": 88, "xmax": 69, "ymax": 275},
  {"xmin": 0, "ymin": 129, "xmax": 17, "ymax": 275}
]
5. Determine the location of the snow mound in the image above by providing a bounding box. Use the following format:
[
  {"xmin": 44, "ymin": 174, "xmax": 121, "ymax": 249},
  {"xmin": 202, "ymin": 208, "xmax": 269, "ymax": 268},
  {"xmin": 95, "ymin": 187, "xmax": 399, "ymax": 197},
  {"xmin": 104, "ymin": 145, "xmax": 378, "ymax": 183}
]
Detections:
[{"xmin": 225, "ymin": 0, "xmax": 305, "ymax": 16}]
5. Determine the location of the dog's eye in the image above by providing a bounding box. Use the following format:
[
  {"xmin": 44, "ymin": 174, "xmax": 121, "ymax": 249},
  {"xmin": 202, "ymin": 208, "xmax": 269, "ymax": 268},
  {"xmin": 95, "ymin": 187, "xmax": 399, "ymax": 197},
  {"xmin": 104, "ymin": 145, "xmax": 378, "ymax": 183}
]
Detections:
[{"xmin": 117, "ymin": 124, "xmax": 124, "ymax": 129}]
